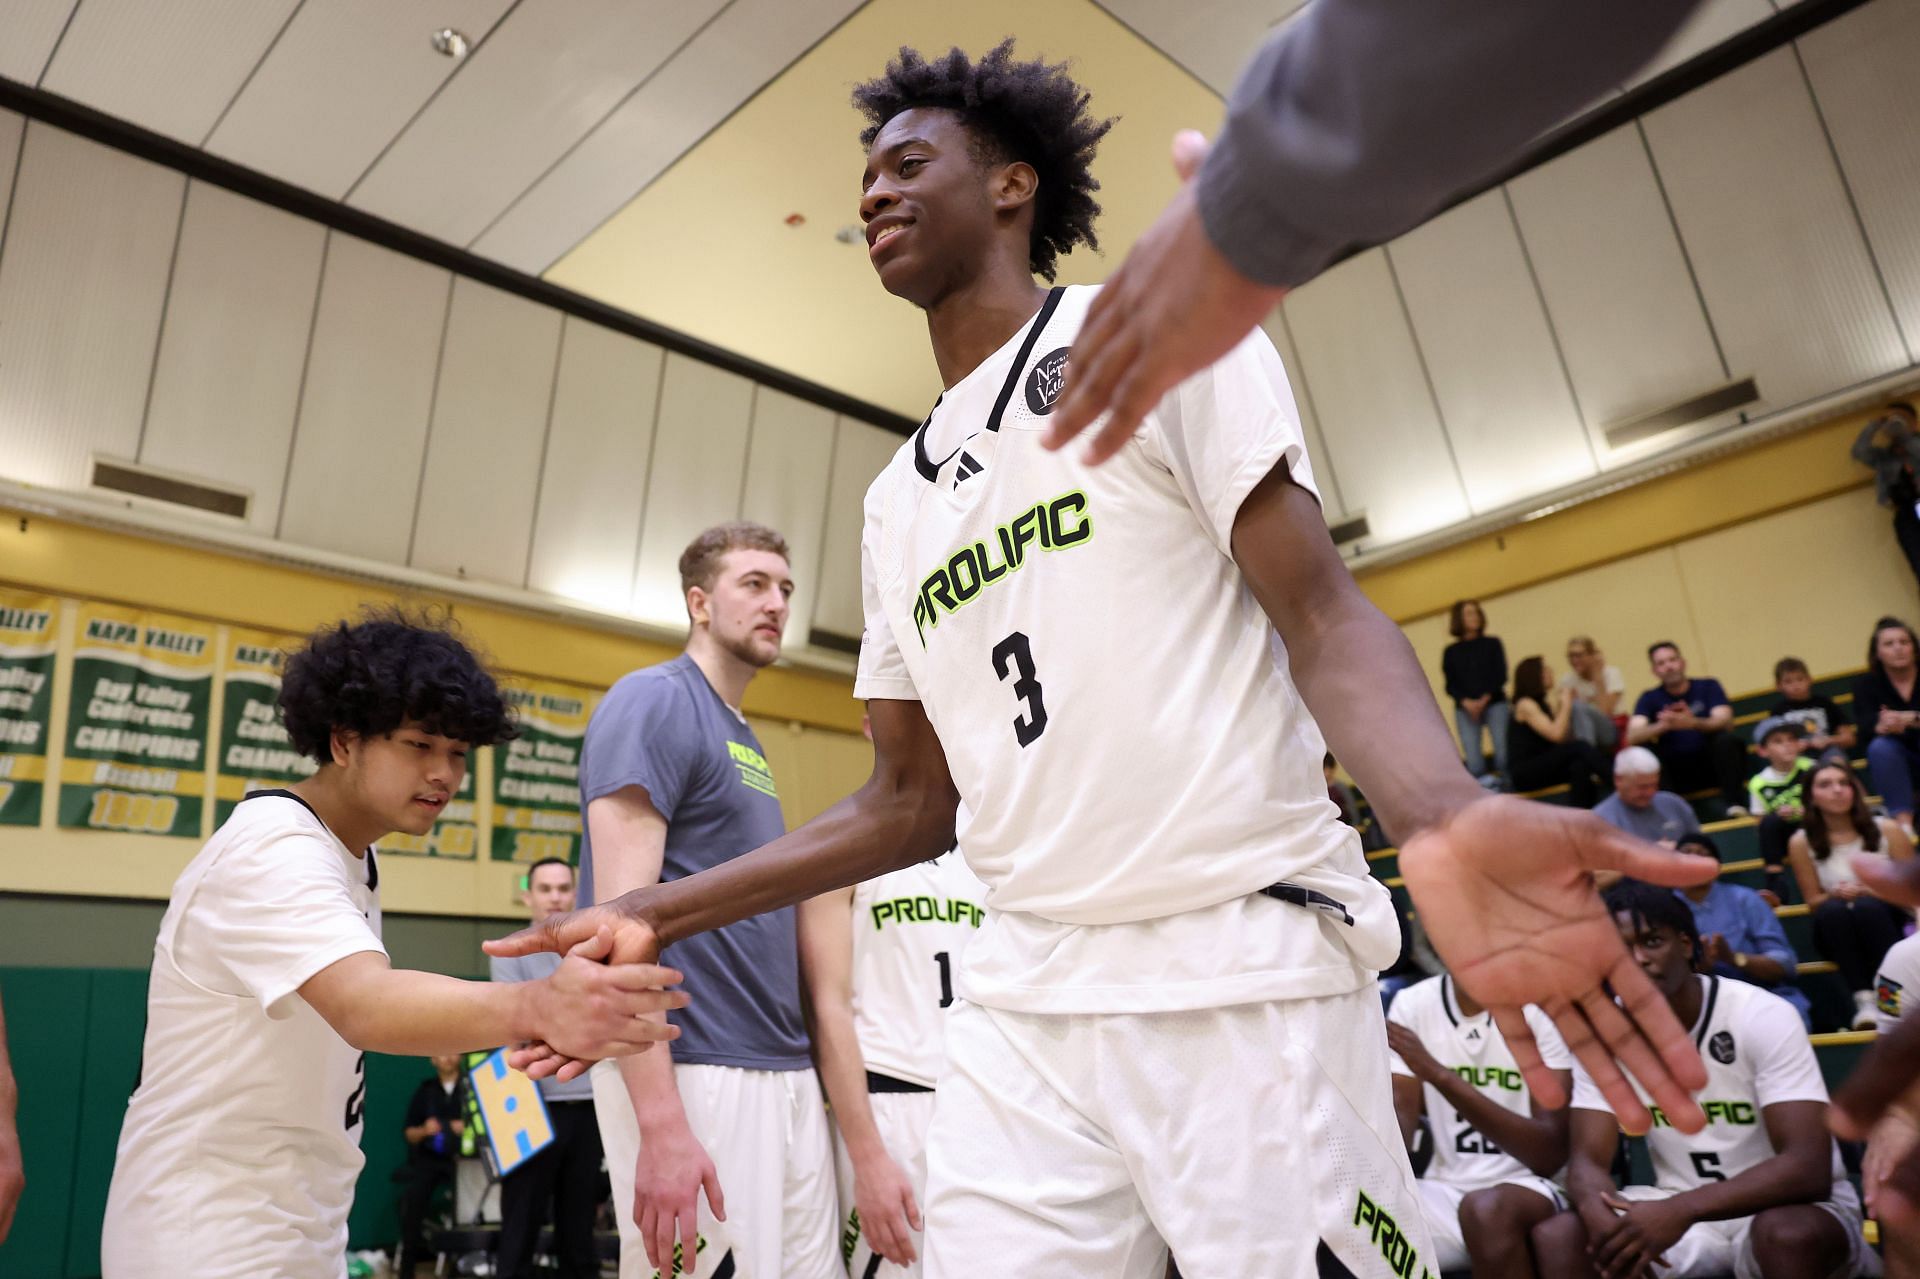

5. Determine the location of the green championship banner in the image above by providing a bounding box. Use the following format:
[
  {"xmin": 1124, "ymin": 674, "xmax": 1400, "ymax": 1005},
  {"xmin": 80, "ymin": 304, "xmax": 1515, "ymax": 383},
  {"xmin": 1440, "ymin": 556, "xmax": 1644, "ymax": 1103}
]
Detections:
[
  {"xmin": 491, "ymin": 678, "xmax": 595, "ymax": 864},
  {"xmin": 0, "ymin": 590, "xmax": 58, "ymax": 826},
  {"xmin": 213, "ymin": 628, "xmax": 315, "ymax": 826},
  {"xmin": 60, "ymin": 603, "xmax": 215, "ymax": 837}
]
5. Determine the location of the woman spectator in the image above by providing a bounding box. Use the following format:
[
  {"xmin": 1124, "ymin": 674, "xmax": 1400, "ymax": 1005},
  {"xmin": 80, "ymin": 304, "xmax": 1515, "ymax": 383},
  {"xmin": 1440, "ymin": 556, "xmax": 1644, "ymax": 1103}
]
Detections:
[
  {"xmin": 1857, "ymin": 616, "xmax": 1920, "ymax": 831},
  {"xmin": 1558, "ymin": 635, "xmax": 1623, "ymax": 748},
  {"xmin": 1788, "ymin": 759, "xmax": 1916, "ymax": 1028},
  {"xmin": 1442, "ymin": 599, "xmax": 1508, "ymax": 785},
  {"xmin": 1508, "ymin": 656, "xmax": 1614, "ymax": 807}
]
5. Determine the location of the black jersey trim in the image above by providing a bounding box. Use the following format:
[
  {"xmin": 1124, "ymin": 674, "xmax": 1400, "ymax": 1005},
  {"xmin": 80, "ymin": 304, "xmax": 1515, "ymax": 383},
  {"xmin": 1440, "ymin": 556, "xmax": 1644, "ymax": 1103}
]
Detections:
[
  {"xmin": 1692, "ymin": 976, "xmax": 1721, "ymax": 1048},
  {"xmin": 240, "ymin": 787, "xmax": 377, "ymax": 887},
  {"xmin": 909, "ymin": 286, "xmax": 1064, "ymax": 484},
  {"xmin": 866, "ymin": 1069, "xmax": 934, "ymax": 1094},
  {"xmin": 1441, "ymin": 974, "xmax": 1460, "ymax": 1027}
]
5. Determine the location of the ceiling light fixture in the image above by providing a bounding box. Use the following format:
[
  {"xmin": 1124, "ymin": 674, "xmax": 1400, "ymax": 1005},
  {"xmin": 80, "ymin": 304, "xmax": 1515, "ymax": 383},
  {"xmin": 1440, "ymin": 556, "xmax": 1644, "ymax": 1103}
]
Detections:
[{"xmin": 431, "ymin": 28, "xmax": 470, "ymax": 59}]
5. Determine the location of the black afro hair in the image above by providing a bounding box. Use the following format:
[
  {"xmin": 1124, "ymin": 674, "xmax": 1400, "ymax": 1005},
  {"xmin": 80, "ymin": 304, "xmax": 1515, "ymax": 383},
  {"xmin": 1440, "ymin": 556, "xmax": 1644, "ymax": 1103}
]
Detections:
[
  {"xmin": 1602, "ymin": 879, "xmax": 1702, "ymax": 967},
  {"xmin": 853, "ymin": 39, "xmax": 1114, "ymax": 281},
  {"xmin": 279, "ymin": 607, "xmax": 516, "ymax": 764}
]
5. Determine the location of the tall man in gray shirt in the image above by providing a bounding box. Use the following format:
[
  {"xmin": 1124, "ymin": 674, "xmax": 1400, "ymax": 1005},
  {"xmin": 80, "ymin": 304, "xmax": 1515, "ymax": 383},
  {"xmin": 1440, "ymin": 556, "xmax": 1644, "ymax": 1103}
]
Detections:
[
  {"xmin": 577, "ymin": 522, "xmax": 838, "ymax": 1279},
  {"xmin": 490, "ymin": 857, "xmax": 603, "ymax": 1279}
]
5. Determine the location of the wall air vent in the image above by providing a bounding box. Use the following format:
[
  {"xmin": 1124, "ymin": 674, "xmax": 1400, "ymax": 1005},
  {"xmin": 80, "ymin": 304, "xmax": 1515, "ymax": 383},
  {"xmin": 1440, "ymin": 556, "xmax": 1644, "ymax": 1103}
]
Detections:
[
  {"xmin": 1602, "ymin": 378, "xmax": 1760, "ymax": 450},
  {"xmin": 91, "ymin": 458, "xmax": 249, "ymax": 521}
]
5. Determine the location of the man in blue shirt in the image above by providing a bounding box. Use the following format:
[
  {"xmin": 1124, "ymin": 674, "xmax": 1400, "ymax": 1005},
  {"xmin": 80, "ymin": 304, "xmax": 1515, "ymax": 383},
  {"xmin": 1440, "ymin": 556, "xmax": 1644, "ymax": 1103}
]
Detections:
[
  {"xmin": 1671, "ymin": 833, "xmax": 1811, "ymax": 1029},
  {"xmin": 1627, "ymin": 641, "xmax": 1747, "ymax": 818},
  {"xmin": 576, "ymin": 522, "xmax": 838, "ymax": 1279}
]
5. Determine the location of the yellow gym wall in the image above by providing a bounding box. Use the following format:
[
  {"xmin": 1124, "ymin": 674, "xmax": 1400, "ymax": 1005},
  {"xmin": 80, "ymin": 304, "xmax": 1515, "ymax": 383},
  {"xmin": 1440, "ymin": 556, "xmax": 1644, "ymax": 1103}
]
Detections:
[
  {"xmin": 1360, "ymin": 409, "xmax": 1919, "ymax": 709},
  {"xmin": 0, "ymin": 503, "xmax": 873, "ymax": 920}
]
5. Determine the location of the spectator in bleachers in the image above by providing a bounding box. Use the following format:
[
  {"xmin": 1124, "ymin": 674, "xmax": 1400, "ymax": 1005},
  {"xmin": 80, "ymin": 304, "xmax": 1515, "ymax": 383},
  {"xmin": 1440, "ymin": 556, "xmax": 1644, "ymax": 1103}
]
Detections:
[
  {"xmin": 1533, "ymin": 881, "xmax": 1874, "ymax": 1279},
  {"xmin": 398, "ymin": 1054, "xmax": 467, "ymax": 1279},
  {"xmin": 1748, "ymin": 717, "xmax": 1816, "ymax": 902},
  {"xmin": 1509, "ymin": 656, "xmax": 1614, "ymax": 806},
  {"xmin": 1442, "ymin": 599, "xmax": 1509, "ymax": 785},
  {"xmin": 1385, "ymin": 973, "xmax": 1572, "ymax": 1277},
  {"xmin": 1770, "ymin": 657, "xmax": 1855, "ymax": 762},
  {"xmin": 1672, "ymin": 832, "xmax": 1809, "ymax": 1028},
  {"xmin": 1870, "ymin": 931, "xmax": 1920, "ymax": 1278},
  {"xmin": 1628, "ymin": 641, "xmax": 1747, "ymax": 819},
  {"xmin": 1788, "ymin": 759, "xmax": 1916, "ymax": 1029},
  {"xmin": 1559, "ymin": 635, "xmax": 1624, "ymax": 749},
  {"xmin": 1856, "ymin": 616, "xmax": 1920, "ymax": 830},
  {"xmin": 1851, "ymin": 400, "xmax": 1920, "ymax": 590},
  {"xmin": 1594, "ymin": 747, "xmax": 1702, "ymax": 847}
]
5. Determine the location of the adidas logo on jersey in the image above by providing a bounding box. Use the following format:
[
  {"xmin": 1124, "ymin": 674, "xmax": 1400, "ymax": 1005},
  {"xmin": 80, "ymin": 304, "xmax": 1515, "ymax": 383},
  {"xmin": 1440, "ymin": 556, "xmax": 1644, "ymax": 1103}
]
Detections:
[
  {"xmin": 952, "ymin": 451, "xmax": 983, "ymax": 489},
  {"xmin": 1464, "ymin": 1027, "xmax": 1482, "ymax": 1041}
]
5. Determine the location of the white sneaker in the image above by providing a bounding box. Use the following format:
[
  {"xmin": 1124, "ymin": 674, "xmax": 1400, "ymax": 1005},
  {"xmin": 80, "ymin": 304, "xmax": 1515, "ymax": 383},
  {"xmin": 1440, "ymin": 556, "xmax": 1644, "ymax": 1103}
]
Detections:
[{"xmin": 1853, "ymin": 989, "xmax": 1880, "ymax": 1030}]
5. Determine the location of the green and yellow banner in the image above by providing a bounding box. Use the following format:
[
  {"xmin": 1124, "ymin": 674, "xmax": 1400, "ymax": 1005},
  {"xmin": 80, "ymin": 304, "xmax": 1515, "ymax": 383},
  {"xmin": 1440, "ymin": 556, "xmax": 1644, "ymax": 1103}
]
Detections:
[
  {"xmin": 492, "ymin": 678, "xmax": 595, "ymax": 864},
  {"xmin": 0, "ymin": 590, "xmax": 58, "ymax": 827},
  {"xmin": 213, "ymin": 628, "xmax": 315, "ymax": 826},
  {"xmin": 60, "ymin": 604, "xmax": 215, "ymax": 837}
]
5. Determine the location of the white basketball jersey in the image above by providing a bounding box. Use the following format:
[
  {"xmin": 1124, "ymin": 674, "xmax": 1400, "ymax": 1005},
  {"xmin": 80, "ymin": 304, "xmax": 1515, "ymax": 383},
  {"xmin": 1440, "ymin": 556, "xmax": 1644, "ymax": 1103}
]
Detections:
[
  {"xmin": 853, "ymin": 285, "xmax": 1398, "ymax": 1015},
  {"xmin": 1388, "ymin": 975, "xmax": 1571, "ymax": 1188},
  {"xmin": 849, "ymin": 849, "xmax": 989, "ymax": 1088},
  {"xmin": 1877, "ymin": 931, "xmax": 1920, "ymax": 1025},
  {"xmin": 1571, "ymin": 976, "xmax": 1846, "ymax": 1193}
]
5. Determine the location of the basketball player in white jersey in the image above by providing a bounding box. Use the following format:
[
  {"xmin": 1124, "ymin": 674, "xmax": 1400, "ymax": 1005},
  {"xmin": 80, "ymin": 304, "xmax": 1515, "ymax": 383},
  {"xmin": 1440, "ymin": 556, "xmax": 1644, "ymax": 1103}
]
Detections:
[
  {"xmin": 800, "ymin": 746, "xmax": 986, "ymax": 1277},
  {"xmin": 491, "ymin": 43, "xmax": 1717, "ymax": 1276},
  {"xmin": 102, "ymin": 614, "xmax": 684, "ymax": 1279},
  {"xmin": 1869, "ymin": 932, "xmax": 1920, "ymax": 1278},
  {"xmin": 1536, "ymin": 881, "xmax": 1876, "ymax": 1279},
  {"xmin": 1386, "ymin": 974, "xmax": 1572, "ymax": 1277}
]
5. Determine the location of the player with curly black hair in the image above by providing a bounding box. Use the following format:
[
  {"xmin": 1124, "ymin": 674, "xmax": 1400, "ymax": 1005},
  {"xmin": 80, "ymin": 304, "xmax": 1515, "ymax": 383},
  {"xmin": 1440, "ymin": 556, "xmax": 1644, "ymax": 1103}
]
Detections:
[
  {"xmin": 494, "ymin": 41, "xmax": 1716, "ymax": 1278},
  {"xmin": 102, "ymin": 611, "xmax": 688, "ymax": 1279}
]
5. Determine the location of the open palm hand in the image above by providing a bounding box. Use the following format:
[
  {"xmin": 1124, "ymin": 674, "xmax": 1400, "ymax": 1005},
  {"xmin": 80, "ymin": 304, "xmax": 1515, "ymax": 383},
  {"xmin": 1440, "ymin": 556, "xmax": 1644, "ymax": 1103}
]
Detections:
[{"xmin": 1399, "ymin": 795, "xmax": 1717, "ymax": 1132}]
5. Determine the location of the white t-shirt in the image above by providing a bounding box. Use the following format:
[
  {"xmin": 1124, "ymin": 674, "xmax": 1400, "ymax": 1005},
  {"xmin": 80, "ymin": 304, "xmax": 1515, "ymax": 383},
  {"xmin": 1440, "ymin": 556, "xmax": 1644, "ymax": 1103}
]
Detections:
[
  {"xmin": 1876, "ymin": 931, "xmax": 1920, "ymax": 1024},
  {"xmin": 1388, "ymin": 975, "xmax": 1572, "ymax": 1188},
  {"xmin": 102, "ymin": 792, "xmax": 386, "ymax": 1279},
  {"xmin": 1570, "ymin": 977, "xmax": 1845, "ymax": 1194},
  {"xmin": 853, "ymin": 284, "xmax": 1398, "ymax": 1014},
  {"xmin": 849, "ymin": 848, "xmax": 989, "ymax": 1088},
  {"xmin": 1557, "ymin": 665, "xmax": 1624, "ymax": 702}
]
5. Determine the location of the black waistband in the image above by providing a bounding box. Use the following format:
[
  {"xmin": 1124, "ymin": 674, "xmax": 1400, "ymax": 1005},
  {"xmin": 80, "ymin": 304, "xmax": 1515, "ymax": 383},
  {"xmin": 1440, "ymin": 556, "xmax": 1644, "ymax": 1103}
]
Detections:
[
  {"xmin": 1261, "ymin": 882, "xmax": 1354, "ymax": 927},
  {"xmin": 866, "ymin": 1070, "xmax": 933, "ymax": 1094}
]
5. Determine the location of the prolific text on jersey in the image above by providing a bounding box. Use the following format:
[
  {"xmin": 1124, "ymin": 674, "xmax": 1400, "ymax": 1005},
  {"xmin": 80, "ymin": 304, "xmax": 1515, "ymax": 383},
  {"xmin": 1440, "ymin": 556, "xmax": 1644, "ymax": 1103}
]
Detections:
[{"xmin": 912, "ymin": 491, "xmax": 1092, "ymax": 646}]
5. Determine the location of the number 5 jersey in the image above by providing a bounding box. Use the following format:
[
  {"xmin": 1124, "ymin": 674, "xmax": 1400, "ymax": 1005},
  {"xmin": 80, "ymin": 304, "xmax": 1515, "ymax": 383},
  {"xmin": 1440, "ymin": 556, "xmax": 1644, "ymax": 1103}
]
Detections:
[{"xmin": 852, "ymin": 284, "xmax": 1399, "ymax": 1017}]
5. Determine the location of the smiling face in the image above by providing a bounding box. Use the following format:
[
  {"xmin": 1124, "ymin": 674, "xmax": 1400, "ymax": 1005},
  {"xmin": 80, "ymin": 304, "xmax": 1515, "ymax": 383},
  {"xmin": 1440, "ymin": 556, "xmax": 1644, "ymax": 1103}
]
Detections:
[
  {"xmin": 331, "ymin": 721, "xmax": 467, "ymax": 839},
  {"xmin": 859, "ymin": 107, "xmax": 1034, "ymax": 308},
  {"xmin": 689, "ymin": 548, "xmax": 793, "ymax": 670}
]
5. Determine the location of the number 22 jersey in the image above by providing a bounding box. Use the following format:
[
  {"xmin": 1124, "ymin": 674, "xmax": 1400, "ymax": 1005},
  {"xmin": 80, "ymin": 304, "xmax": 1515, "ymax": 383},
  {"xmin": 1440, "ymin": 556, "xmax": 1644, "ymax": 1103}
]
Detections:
[{"xmin": 853, "ymin": 284, "xmax": 1399, "ymax": 1016}]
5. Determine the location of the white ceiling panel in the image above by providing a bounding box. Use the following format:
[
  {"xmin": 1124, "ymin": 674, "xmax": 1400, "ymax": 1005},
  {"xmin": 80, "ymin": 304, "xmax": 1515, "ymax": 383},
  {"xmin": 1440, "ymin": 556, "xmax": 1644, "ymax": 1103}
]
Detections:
[
  {"xmin": 814, "ymin": 418, "xmax": 902, "ymax": 641},
  {"xmin": 40, "ymin": 0, "xmax": 299, "ymax": 145},
  {"xmin": 527, "ymin": 318, "xmax": 664, "ymax": 614},
  {"xmin": 1630, "ymin": 0, "xmax": 1776, "ymax": 84},
  {"xmin": 738, "ymin": 389, "xmax": 837, "ymax": 648},
  {"xmin": 0, "ymin": 124, "xmax": 182, "ymax": 491},
  {"xmin": 205, "ymin": 0, "xmax": 519, "ymax": 199},
  {"xmin": 1389, "ymin": 193, "xmax": 1593, "ymax": 513},
  {"xmin": 472, "ymin": 0, "xmax": 862, "ymax": 274},
  {"xmin": 629, "ymin": 353, "xmax": 755, "ymax": 627},
  {"xmin": 349, "ymin": 0, "xmax": 726, "ymax": 249},
  {"xmin": 1089, "ymin": 0, "xmax": 1301, "ymax": 95},
  {"xmin": 1798, "ymin": 0, "xmax": 1920, "ymax": 364},
  {"xmin": 1279, "ymin": 250, "xmax": 1468, "ymax": 546},
  {"xmin": 410, "ymin": 278, "xmax": 564, "ymax": 587},
  {"xmin": 1260, "ymin": 310, "xmax": 1346, "ymax": 521},
  {"xmin": 278, "ymin": 235, "xmax": 452, "ymax": 563},
  {"xmin": 140, "ymin": 181, "xmax": 327, "ymax": 531},
  {"xmin": 1507, "ymin": 126, "xmax": 1733, "ymax": 453},
  {"xmin": 0, "ymin": 0, "xmax": 76, "ymax": 83},
  {"xmin": 1643, "ymin": 48, "xmax": 1907, "ymax": 410}
]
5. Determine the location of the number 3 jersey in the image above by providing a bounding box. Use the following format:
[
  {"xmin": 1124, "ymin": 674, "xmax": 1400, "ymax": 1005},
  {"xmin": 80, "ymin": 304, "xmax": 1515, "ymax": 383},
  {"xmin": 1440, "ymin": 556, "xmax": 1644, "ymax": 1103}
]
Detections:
[
  {"xmin": 1387, "ymin": 975, "xmax": 1571, "ymax": 1188},
  {"xmin": 1570, "ymin": 976, "xmax": 1848, "ymax": 1196},
  {"xmin": 853, "ymin": 284, "xmax": 1398, "ymax": 1016},
  {"xmin": 849, "ymin": 847, "xmax": 989, "ymax": 1088}
]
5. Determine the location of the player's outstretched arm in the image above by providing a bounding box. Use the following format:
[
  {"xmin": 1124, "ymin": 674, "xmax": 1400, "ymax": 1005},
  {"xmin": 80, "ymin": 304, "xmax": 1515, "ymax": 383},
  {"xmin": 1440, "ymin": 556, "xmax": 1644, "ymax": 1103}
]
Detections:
[
  {"xmin": 299, "ymin": 928, "xmax": 685, "ymax": 1060},
  {"xmin": 487, "ymin": 699, "xmax": 958, "ymax": 966},
  {"xmin": 1230, "ymin": 464, "xmax": 1716, "ymax": 1133}
]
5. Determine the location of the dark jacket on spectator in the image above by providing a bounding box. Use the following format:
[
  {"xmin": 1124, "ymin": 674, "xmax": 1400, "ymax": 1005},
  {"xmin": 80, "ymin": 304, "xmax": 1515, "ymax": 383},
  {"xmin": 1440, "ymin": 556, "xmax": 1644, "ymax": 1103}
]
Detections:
[
  {"xmin": 1442, "ymin": 636, "xmax": 1508, "ymax": 707},
  {"xmin": 1854, "ymin": 669, "xmax": 1920, "ymax": 751}
]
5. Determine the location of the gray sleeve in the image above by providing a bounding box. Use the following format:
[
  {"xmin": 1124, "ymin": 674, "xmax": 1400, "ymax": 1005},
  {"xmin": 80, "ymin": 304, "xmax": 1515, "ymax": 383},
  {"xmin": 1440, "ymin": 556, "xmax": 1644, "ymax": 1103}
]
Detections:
[
  {"xmin": 489, "ymin": 952, "xmax": 528, "ymax": 984},
  {"xmin": 1198, "ymin": 0, "xmax": 1708, "ymax": 286}
]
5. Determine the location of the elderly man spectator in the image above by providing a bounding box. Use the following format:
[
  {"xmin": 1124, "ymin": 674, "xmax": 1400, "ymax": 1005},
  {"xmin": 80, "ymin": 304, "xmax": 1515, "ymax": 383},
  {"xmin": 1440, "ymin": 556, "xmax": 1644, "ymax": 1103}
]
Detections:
[
  {"xmin": 1673, "ymin": 833, "xmax": 1809, "ymax": 1028},
  {"xmin": 1594, "ymin": 747, "xmax": 1702, "ymax": 847},
  {"xmin": 1558, "ymin": 636, "xmax": 1623, "ymax": 749},
  {"xmin": 1627, "ymin": 641, "xmax": 1747, "ymax": 818}
]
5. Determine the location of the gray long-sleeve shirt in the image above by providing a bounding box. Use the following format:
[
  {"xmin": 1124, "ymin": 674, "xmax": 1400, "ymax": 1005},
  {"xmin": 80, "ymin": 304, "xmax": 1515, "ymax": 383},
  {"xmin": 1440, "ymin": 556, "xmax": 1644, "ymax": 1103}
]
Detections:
[{"xmin": 1200, "ymin": 0, "xmax": 1709, "ymax": 286}]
